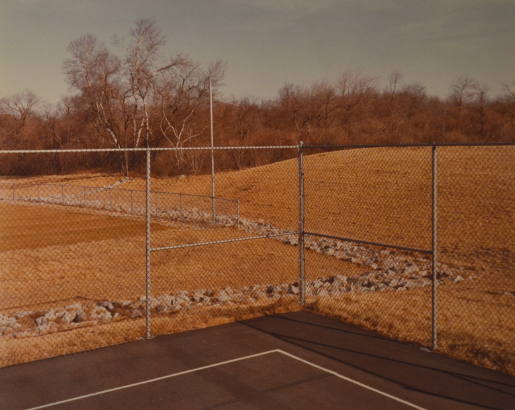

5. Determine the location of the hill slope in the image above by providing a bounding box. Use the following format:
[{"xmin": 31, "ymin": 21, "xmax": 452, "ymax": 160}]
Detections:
[{"xmin": 144, "ymin": 146, "xmax": 514, "ymax": 276}]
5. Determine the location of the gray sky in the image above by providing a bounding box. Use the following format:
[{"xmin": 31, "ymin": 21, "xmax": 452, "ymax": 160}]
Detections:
[{"xmin": 1, "ymin": 0, "xmax": 514, "ymax": 104}]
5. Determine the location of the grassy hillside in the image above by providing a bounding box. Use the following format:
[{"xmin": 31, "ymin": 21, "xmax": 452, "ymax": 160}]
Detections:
[{"xmin": 109, "ymin": 145, "xmax": 514, "ymax": 276}]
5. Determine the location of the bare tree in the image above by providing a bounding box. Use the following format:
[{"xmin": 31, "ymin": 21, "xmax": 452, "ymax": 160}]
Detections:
[
  {"xmin": 448, "ymin": 77, "xmax": 490, "ymax": 140},
  {"xmin": 499, "ymin": 83, "xmax": 515, "ymax": 136},
  {"xmin": 63, "ymin": 34, "xmax": 133, "ymax": 174},
  {"xmin": 336, "ymin": 71, "xmax": 377, "ymax": 141},
  {"xmin": 230, "ymin": 98, "xmax": 259, "ymax": 169},
  {"xmin": 310, "ymin": 82, "xmax": 337, "ymax": 129},
  {"xmin": 154, "ymin": 58, "xmax": 224, "ymax": 168},
  {"xmin": 450, "ymin": 76, "xmax": 479, "ymax": 106},
  {"xmin": 501, "ymin": 83, "xmax": 515, "ymax": 102},
  {"xmin": 125, "ymin": 18, "xmax": 165, "ymax": 148},
  {"xmin": 387, "ymin": 70, "xmax": 403, "ymax": 97},
  {"xmin": 0, "ymin": 90, "xmax": 41, "ymax": 141},
  {"xmin": 278, "ymin": 83, "xmax": 305, "ymax": 133},
  {"xmin": 471, "ymin": 82, "xmax": 489, "ymax": 139}
]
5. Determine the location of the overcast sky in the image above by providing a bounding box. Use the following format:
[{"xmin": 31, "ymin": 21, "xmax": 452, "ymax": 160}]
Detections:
[{"xmin": 1, "ymin": 0, "xmax": 514, "ymax": 104}]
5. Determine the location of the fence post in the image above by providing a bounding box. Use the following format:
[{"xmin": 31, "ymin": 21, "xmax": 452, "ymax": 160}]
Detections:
[
  {"xmin": 431, "ymin": 145, "xmax": 438, "ymax": 350},
  {"xmin": 130, "ymin": 190, "xmax": 133, "ymax": 214},
  {"xmin": 145, "ymin": 149, "xmax": 152, "ymax": 339},
  {"xmin": 237, "ymin": 199, "xmax": 240, "ymax": 227},
  {"xmin": 12, "ymin": 184, "xmax": 15, "ymax": 201},
  {"xmin": 211, "ymin": 187, "xmax": 216, "ymax": 223},
  {"xmin": 298, "ymin": 141, "xmax": 306, "ymax": 306},
  {"xmin": 210, "ymin": 78, "xmax": 216, "ymax": 224},
  {"xmin": 61, "ymin": 184, "xmax": 64, "ymax": 203}
]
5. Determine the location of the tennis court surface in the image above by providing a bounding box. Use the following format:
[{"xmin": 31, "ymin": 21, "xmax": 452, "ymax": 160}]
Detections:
[{"xmin": 1, "ymin": 311, "xmax": 513, "ymax": 409}]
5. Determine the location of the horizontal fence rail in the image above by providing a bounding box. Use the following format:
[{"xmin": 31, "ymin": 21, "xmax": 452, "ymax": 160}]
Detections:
[
  {"xmin": 0, "ymin": 141, "xmax": 513, "ymax": 155},
  {"xmin": 151, "ymin": 233, "xmax": 294, "ymax": 252},
  {"xmin": 304, "ymin": 231, "xmax": 433, "ymax": 255},
  {"xmin": 0, "ymin": 145, "xmax": 299, "ymax": 154},
  {"xmin": 302, "ymin": 141, "xmax": 515, "ymax": 149}
]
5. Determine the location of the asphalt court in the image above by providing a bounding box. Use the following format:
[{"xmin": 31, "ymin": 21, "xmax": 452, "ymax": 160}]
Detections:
[{"xmin": 1, "ymin": 311, "xmax": 514, "ymax": 410}]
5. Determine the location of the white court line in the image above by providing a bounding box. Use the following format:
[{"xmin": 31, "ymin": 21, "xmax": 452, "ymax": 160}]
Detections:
[
  {"xmin": 276, "ymin": 349, "xmax": 426, "ymax": 410},
  {"xmin": 27, "ymin": 349, "xmax": 425, "ymax": 410},
  {"xmin": 26, "ymin": 350, "xmax": 279, "ymax": 410}
]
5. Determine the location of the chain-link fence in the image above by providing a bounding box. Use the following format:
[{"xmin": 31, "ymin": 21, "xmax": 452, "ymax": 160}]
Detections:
[
  {"xmin": 301, "ymin": 143, "xmax": 515, "ymax": 375},
  {"xmin": 0, "ymin": 144, "xmax": 513, "ymax": 376},
  {"xmin": 0, "ymin": 182, "xmax": 240, "ymax": 221}
]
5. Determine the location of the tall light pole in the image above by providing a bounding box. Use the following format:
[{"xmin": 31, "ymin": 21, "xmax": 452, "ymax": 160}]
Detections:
[{"xmin": 210, "ymin": 78, "xmax": 216, "ymax": 223}]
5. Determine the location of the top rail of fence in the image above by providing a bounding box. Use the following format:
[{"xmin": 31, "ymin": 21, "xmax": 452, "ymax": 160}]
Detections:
[
  {"xmin": 0, "ymin": 145, "xmax": 299, "ymax": 154},
  {"xmin": 302, "ymin": 142, "xmax": 515, "ymax": 149},
  {"xmin": 0, "ymin": 141, "xmax": 513, "ymax": 155}
]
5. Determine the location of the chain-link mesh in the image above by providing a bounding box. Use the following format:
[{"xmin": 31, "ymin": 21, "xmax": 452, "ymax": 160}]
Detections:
[
  {"xmin": 436, "ymin": 146, "xmax": 515, "ymax": 374},
  {"xmin": 0, "ymin": 152, "xmax": 147, "ymax": 367},
  {"xmin": 302, "ymin": 145, "xmax": 515, "ymax": 375},
  {"xmin": 0, "ymin": 147, "xmax": 300, "ymax": 367},
  {"xmin": 303, "ymin": 147, "xmax": 433, "ymax": 348},
  {"xmin": 0, "ymin": 144, "xmax": 513, "ymax": 376},
  {"xmin": 148, "ymin": 149, "xmax": 301, "ymax": 337}
]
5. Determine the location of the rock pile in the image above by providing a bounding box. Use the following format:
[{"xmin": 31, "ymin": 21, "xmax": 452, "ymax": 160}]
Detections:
[{"xmin": 1, "ymin": 268, "xmax": 468, "ymax": 338}]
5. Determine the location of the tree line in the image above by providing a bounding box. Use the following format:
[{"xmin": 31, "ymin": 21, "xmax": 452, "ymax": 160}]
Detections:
[{"xmin": 1, "ymin": 19, "xmax": 514, "ymax": 177}]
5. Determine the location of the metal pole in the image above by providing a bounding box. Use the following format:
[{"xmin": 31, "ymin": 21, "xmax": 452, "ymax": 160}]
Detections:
[
  {"xmin": 61, "ymin": 184, "xmax": 64, "ymax": 202},
  {"xmin": 145, "ymin": 149, "xmax": 152, "ymax": 339},
  {"xmin": 237, "ymin": 199, "xmax": 240, "ymax": 227},
  {"xmin": 298, "ymin": 141, "xmax": 305, "ymax": 306},
  {"xmin": 431, "ymin": 145, "xmax": 438, "ymax": 350},
  {"xmin": 12, "ymin": 184, "xmax": 15, "ymax": 201},
  {"xmin": 130, "ymin": 190, "xmax": 133, "ymax": 214},
  {"xmin": 210, "ymin": 78, "xmax": 216, "ymax": 224}
]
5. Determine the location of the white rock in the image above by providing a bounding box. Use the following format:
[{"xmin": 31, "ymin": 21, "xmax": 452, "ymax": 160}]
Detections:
[
  {"xmin": 90, "ymin": 306, "xmax": 112, "ymax": 321},
  {"xmin": 99, "ymin": 301, "xmax": 114, "ymax": 311}
]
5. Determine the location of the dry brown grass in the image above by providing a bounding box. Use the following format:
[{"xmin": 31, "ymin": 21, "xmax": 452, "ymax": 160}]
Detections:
[
  {"xmin": 1, "ymin": 146, "xmax": 514, "ymax": 373},
  {"xmin": 310, "ymin": 282, "xmax": 515, "ymax": 375},
  {"xmin": 15, "ymin": 146, "xmax": 511, "ymax": 273},
  {"xmin": 1, "ymin": 299, "xmax": 301, "ymax": 368},
  {"xmin": 0, "ymin": 202, "xmax": 364, "ymax": 312}
]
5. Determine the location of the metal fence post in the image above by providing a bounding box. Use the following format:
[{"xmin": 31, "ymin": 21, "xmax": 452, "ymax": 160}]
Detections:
[
  {"xmin": 298, "ymin": 141, "xmax": 306, "ymax": 306},
  {"xmin": 431, "ymin": 145, "xmax": 438, "ymax": 350},
  {"xmin": 237, "ymin": 199, "xmax": 240, "ymax": 227},
  {"xmin": 12, "ymin": 184, "xmax": 15, "ymax": 201},
  {"xmin": 145, "ymin": 149, "xmax": 152, "ymax": 339},
  {"xmin": 210, "ymin": 78, "xmax": 216, "ymax": 224},
  {"xmin": 211, "ymin": 187, "xmax": 216, "ymax": 223},
  {"xmin": 130, "ymin": 190, "xmax": 133, "ymax": 214},
  {"xmin": 61, "ymin": 184, "xmax": 64, "ymax": 202}
]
